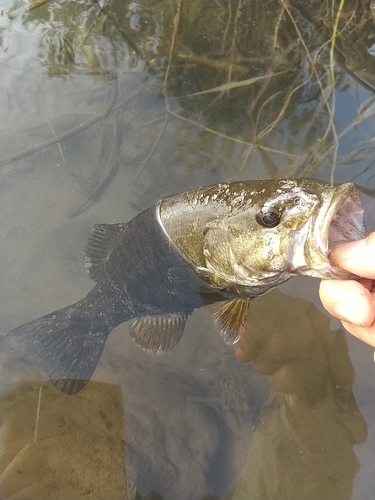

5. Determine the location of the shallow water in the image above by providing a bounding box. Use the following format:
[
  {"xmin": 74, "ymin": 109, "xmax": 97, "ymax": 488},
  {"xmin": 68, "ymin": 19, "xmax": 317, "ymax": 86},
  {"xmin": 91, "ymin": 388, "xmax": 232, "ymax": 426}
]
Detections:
[{"xmin": 0, "ymin": 1, "xmax": 374, "ymax": 499}]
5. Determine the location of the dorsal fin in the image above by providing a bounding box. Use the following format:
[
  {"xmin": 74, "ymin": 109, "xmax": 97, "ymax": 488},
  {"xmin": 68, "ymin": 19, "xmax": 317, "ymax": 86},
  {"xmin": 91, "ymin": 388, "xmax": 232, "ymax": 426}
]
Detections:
[
  {"xmin": 129, "ymin": 312, "xmax": 190, "ymax": 355},
  {"xmin": 212, "ymin": 298, "xmax": 250, "ymax": 345},
  {"xmin": 85, "ymin": 223, "xmax": 127, "ymax": 282}
]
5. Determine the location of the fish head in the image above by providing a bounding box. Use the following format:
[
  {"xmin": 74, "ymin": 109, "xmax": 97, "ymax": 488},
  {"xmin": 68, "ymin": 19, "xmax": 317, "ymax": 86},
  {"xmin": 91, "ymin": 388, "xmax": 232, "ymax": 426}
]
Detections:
[{"xmin": 202, "ymin": 179, "xmax": 367, "ymax": 291}]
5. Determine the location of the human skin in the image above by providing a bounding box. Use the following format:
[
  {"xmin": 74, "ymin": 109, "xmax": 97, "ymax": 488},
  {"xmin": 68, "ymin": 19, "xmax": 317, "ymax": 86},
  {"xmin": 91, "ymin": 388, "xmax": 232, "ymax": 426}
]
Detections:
[{"xmin": 319, "ymin": 232, "xmax": 375, "ymax": 347}]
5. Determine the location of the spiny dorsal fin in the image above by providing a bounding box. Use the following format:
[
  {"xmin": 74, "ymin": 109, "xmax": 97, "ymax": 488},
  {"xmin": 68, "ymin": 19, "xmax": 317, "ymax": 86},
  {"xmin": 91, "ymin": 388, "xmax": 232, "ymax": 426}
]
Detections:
[
  {"xmin": 212, "ymin": 298, "xmax": 250, "ymax": 345},
  {"xmin": 85, "ymin": 223, "xmax": 127, "ymax": 282},
  {"xmin": 129, "ymin": 312, "xmax": 190, "ymax": 355}
]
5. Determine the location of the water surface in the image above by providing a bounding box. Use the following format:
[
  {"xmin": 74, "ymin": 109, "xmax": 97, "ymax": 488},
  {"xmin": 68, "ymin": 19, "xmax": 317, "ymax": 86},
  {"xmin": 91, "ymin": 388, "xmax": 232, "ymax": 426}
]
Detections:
[{"xmin": 0, "ymin": 1, "xmax": 374, "ymax": 499}]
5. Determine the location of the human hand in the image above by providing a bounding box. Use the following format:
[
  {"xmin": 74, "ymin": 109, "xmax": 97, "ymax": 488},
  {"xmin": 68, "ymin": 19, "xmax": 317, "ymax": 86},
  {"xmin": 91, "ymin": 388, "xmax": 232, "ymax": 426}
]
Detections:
[{"xmin": 319, "ymin": 232, "xmax": 375, "ymax": 347}]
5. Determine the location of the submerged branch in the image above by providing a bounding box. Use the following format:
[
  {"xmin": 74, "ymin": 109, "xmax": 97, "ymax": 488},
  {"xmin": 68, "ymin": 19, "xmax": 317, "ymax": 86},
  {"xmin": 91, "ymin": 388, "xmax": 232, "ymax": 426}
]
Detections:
[{"xmin": 0, "ymin": 80, "xmax": 118, "ymax": 168}]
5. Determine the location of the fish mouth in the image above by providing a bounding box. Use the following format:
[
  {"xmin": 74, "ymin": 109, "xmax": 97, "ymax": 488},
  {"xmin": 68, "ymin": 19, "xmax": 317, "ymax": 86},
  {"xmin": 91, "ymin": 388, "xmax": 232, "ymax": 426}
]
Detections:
[{"xmin": 312, "ymin": 183, "xmax": 367, "ymax": 278}]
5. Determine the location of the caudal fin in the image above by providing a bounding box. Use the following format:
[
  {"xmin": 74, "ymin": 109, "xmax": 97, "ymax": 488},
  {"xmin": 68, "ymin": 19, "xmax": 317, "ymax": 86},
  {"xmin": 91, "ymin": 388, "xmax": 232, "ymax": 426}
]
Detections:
[{"xmin": 6, "ymin": 305, "xmax": 111, "ymax": 395}]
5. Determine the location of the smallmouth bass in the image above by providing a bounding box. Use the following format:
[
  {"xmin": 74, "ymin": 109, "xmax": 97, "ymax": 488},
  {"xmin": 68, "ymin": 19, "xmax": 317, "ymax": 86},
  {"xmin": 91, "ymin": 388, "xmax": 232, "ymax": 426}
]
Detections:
[{"xmin": 7, "ymin": 178, "xmax": 367, "ymax": 394}]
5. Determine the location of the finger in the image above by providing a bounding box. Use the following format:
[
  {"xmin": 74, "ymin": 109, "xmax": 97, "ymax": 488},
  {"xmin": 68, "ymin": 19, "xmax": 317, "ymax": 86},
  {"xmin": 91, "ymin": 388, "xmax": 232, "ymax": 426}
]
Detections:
[
  {"xmin": 319, "ymin": 279, "xmax": 375, "ymax": 327},
  {"xmin": 329, "ymin": 232, "xmax": 375, "ymax": 279},
  {"xmin": 340, "ymin": 320, "xmax": 375, "ymax": 348}
]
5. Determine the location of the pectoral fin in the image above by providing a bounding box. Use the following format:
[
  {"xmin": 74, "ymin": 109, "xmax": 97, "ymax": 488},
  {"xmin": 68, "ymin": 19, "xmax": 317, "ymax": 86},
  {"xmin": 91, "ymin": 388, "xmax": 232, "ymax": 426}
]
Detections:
[
  {"xmin": 212, "ymin": 298, "xmax": 250, "ymax": 345},
  {"xmin": 129, "ymin": 312, "xmax": 190, "ymax": 354}
]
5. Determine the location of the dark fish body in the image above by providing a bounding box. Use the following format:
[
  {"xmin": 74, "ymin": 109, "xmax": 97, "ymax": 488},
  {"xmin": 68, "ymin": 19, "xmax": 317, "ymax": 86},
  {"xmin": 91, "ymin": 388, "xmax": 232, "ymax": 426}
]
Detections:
[
  {"xmin": 7, "ymin": 178, "xmax": 367, "ymax": 394},
  {"xmin": 8, "ymin": 207, "xmax": 229, "ymax": 394}
]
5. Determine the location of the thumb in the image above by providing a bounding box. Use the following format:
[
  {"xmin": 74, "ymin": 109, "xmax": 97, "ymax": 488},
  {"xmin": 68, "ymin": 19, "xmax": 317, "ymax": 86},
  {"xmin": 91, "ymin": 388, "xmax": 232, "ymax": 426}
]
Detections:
[{"xmin": 330, "ymin": 232, "xmax": 375, "ymax": 279}]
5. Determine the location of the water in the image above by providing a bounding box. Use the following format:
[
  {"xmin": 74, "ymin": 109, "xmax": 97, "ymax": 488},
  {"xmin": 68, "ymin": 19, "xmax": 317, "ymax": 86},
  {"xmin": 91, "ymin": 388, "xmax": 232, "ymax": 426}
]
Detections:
[{"xmin": 0, "ymin": 1, "xmax": 374, "ymax": 499}]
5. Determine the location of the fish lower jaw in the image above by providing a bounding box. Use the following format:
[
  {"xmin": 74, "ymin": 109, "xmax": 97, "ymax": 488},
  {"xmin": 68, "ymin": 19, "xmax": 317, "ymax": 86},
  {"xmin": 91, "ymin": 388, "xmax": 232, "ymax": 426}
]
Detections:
[
  {"xmin": 289, "ymin": 240, "xmax": 339, "ymax": 279},
  {"xmin": 204, "ymin": 260, "xmax": 283, "ymax": 290},
  {"xmin": 290, "ymin": 242, "xmax": 357, "ymax": 279},
  {"xmin": 294, "ymin": 263, "xmax": 354, "ymax": 279}
]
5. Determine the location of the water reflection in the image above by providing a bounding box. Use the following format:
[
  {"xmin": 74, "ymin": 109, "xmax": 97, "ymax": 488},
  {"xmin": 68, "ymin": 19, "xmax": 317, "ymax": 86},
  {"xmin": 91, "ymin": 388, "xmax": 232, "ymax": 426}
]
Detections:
[
  {"xmin": 1, "ymin": 0, "xmax": 374, "ymax": 191},
  {"xmin": 223, "ymin": 289, "xmax": 367, "ymax": 500},
  {"xmin": 0, "ymin": 0, "xmax": 375, "ymax": 499},
  {"xmin": 1, "ymin": 291, "xmax": 367, "ymax": 499}
]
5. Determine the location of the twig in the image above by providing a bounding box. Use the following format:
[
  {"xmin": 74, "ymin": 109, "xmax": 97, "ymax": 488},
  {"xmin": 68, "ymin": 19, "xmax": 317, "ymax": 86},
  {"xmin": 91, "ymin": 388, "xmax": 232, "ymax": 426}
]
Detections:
[
  {"xmin": 140, "ymin": 115, "xmax": 165, "ymax": 130},
  {"xmin": 34, "ymin": 383, "xmax": 44, "ymax": 443},
  {"xmin": 45, "ymin": 114, "xmax": 66, "ymax": 165},
  {"xmin": 5, "ymin": 0, "xmax": 52, "ymax": 19}
]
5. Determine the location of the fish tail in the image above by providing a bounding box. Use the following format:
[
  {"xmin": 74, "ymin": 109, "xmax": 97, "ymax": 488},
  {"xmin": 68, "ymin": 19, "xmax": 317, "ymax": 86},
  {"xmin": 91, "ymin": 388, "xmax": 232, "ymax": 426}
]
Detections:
[{"xmin": 6, "ymin": 303, "xmax": 112, "ymax": 395}]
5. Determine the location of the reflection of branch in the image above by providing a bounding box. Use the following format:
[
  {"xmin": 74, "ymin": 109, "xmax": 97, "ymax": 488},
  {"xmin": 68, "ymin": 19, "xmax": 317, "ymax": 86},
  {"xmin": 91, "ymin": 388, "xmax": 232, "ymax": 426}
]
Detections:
[
  {"xmin": 229, "ymin": 74, "xmax": 308, "ymax": 180},
  {"xmin": 5, "ymin": 0, "xmax": 52, "ymax": 20},
  {"xmin": 0, "ymin": 79, "xmax": 118, "ymax": 168},
  {"xmin": 192, "ymin": 71, "xmax": 289, "ymax": 96},
  {"xmin": 176, "ymin": 51, "xmax": 245, "ymax": 74},
  {"xmin": 91, "ymin": 0, "xmax": 139, "ymax": 54},
  {"xmin": 273, "ymin": 5, "xmax": 286, "ymax": 49},
  {"xmin": 166, "ymin": 108, "xmax": 295, "ymax": 158},
  {"xmin": 134, "ymin": 0, "xmax": 182, "ymax": 181},
  {"xmin": 226, "ymin": 0, "xmax": 244, "ymax": 94},
  {"xmin": 281, "ymin": 0, "xmax": 339, "ymax": 181},
  {"xmin": 255, "ymin": 76, "xmax": 306, "ymax": 142},
  {"xmin": 162, "ymin": 0, "xmax": 182, "ymax": 92},
  {"xmin": 78, "ymin": 0, "xmax": 112, "ymax": 49}
]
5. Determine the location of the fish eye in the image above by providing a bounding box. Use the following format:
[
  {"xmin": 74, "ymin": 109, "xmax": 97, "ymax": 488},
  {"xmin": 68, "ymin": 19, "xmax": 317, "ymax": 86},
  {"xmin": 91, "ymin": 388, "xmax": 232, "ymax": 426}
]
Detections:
[
  {"xmin": 255, "ymin": 209, "xmax": 281, "ymax": 228},
  {"xmin": 293, "ymin": 197, "xmax": 301, "ymax": 205}
]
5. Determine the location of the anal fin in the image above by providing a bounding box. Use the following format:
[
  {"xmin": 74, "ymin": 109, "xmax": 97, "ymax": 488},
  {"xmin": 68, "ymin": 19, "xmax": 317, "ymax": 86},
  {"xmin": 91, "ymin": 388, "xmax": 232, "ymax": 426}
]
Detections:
[
  {"xmin": 129, "ymin": 312, "xmax": 190, "ymax": 355},
  {"xmin": 212, "ymin": 298, "xmax": 250, "ymax": 345}
]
